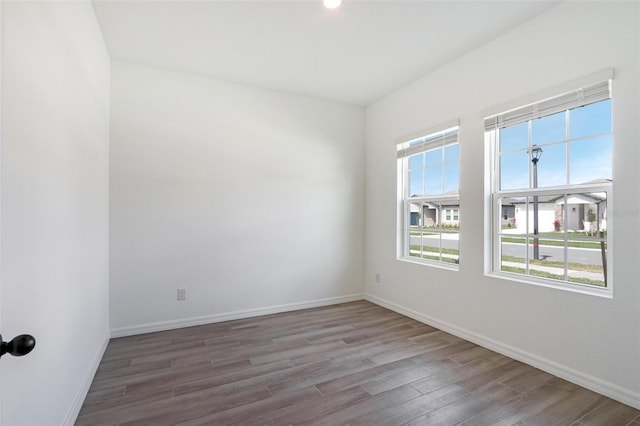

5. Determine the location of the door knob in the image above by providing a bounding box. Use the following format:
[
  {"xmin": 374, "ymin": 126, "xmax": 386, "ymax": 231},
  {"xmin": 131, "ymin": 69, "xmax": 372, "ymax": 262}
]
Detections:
[{"xmin": 0, "ymin": 334, "xmax": 36, "ymax": 359}]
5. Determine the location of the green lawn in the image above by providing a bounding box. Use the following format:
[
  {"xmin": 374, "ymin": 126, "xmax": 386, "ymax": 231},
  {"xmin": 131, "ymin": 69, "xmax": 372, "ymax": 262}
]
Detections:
[
  {"xmin": 500, "ymin": 236, "xmax": 603, "ymax": 249},
  {"xmin": 501, "ymin": 255, "xmax": 603, "ymax": 273},
  {"xmin": 410, "ymin": 245, "xmax": 459, "ymax": 255},
  {"xmin": 409, "ymin": 245, "xmax": 459, "ymax": 264}
]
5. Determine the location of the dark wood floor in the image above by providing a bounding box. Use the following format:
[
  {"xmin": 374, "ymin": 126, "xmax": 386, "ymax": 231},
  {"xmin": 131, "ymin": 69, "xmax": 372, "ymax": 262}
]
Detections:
[{"xmin": 77, "ymin": 301, "xmax": 639, "ymax": 425}]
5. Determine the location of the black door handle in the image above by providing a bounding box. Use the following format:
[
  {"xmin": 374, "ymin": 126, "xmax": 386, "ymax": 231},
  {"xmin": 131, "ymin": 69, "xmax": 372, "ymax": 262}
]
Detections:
[{"xmin": 0, "ymin": 334, "xmax": 36, "ymax": 359}]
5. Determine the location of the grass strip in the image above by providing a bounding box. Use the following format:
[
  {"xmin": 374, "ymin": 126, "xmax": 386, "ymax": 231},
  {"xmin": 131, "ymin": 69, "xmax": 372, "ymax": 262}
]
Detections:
[
  {"xmin": 410, "ymin": 245, "xmax": 459, "ymax": 255},
  {"xmin": 500, "ymin": 237, "xmax": 601, "ymax": 249},
  {"xmin": 501, "ymin": 255, "xmax": 603, "ymax": 273}
]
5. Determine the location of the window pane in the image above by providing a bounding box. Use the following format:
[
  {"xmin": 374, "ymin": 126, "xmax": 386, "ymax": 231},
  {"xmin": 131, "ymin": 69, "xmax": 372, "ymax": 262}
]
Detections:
[
  {"xmin": 536, "ymin": 143, "xmax": 567, "ymax": 187},
  {"xmin": 500, "ymin": 150, "xmax": 529, "ymax": 190},
  {"xmin": 420, "ymin": 230, "xmax": 442, "ymax": 262},
  {"xmin": 500, "ymin": 122, "xmax": 528, "ymax": 152},
  {"xmin": 408, "ymin": 153, "xmax": 423, "ymax": 170},
  {"xmin": 570, "ymin": 99, "xmax": 612, "ymax": 139},
  {"xmin": 567, "ymin": 201, "xmax": 607, "ymax": 287},
  {"xmin": 532, "ymin": 111, "xmax": 565, "ymax": 145},
  {"xmin": 425, "ymin": 148, "xmax": 442, "ymax": 166},
  {"xmin": 443, "ymin": 163, "xmax": 459, "ymax": 193},
  {"xmin": 425, "ymin": 166, "xmax": 443, "ymax": 195},
  {"xmin": 408, "ymin": 203, "xmax": 421, "ymax": 227},
  {"xmin": 570, "ymin": 135, "xmax": 612, "ymax": 184},
  {"xmin": 423, "ymin": 203, "xmax": 439, "ymax": 227},
  {"xmin": 408, "ymin": 169, "xmax": 423, "ymax": 196},
  {"xmin": 443, "ymin": 225, "xmax": 459, "ymax": 264},
  {"xmin": 499, "ymin": 192, "xmax": 608, "ymax": 287},
  {"xmin": 528, "ymin": 235, "xmax": 567, "ymax": 282},
  {"xmin": 499, "ymin": 198, "xmax": 517, "ymax": 228},
  {"xmin": 444, "ymin": 144, "xmax": 459, "ymax": 162},
  {"xmin": 567, "ymin": 235, "xmax": 606, "ymax": 287},
  {"xmin": 500, "ymin": 233, "xmax": 527, "ymax": 274},
  {"xmin": 407, "ymin": 202, "xmax": 423, "ymax": 258}
]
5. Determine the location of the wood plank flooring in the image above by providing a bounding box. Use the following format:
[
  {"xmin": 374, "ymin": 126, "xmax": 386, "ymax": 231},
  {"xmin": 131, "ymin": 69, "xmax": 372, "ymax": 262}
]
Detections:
[{"xmin": 77, "ymin": 301, "xmax": 640, "ymax": 425}]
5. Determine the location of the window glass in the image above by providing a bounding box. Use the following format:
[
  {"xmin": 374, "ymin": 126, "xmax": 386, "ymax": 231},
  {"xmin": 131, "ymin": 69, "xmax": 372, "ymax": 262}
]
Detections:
[
  {"xmin": 500, "ymin": 122, "xmax": 528, "ymax": 152},
  {"xmin": 408, "ymin": 153, "xmax": 423, "ymax": 170},
  {"xmin": 425, "ymin": 149, "xmax": 441, "ymax": 166},
  {"xmin": 409, "ymin": 169, "xmax": 423, "ymax": 196},
  {"xmin": 500, "ymin": 150, "xmax": 529, "ymax": 190},
  {"xmin": 532, "ymin": 111, "xmax": 565, "ymax": 145},
  {"xmin": 536, "ymin": 143, "xmax": 567, "ymax": 187},
  {"xmin": 425, "ymin": 166, "xmax": 443, "ymax": 195},
  {"xmin": 570, "ymin": 99, "xmax": 612, "ymax": 139},
  {"xmin": 443, "ymin": 163, "xmax": 459, "ymax": 193},
  {"xmin": 444, "ymin": 144, "xmax": 459, "ymax": 162},
  {"xmin": 570, "ymin": 135, "xmax": 612, "ymax": 184}
]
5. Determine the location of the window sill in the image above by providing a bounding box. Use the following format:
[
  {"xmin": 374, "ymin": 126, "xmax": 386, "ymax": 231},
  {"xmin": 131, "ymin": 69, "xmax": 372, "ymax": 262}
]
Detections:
[{"xmin": 398, "ymin": 256, "xmax": 460, "ymax": 272}]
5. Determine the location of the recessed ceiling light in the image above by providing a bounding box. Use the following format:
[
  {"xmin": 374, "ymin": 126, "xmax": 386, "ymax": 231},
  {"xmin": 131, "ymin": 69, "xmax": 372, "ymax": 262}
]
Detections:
[{"xmin": 323, "ymin": 0, "xmax": 342, "ymax": 9}]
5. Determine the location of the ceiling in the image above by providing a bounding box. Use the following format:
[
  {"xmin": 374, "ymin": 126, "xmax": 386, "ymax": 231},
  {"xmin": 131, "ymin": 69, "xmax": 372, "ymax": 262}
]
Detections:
[{"xmin": 91, "ymin": 0, "xmax": 560, "ymax": 106}]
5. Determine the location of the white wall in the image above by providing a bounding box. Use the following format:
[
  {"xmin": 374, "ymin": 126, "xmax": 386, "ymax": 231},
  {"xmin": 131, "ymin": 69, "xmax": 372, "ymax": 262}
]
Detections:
[
  {"xmin": 1, "ymin": 1, "xmax": 110, "ymax": 424},
  {"xmin": 365, "ymin": 1, "xmax": 639, "ymax": 408},
  {"xmin": 109, "ymin": 61, "xmax": 364, "ymax": 334}
]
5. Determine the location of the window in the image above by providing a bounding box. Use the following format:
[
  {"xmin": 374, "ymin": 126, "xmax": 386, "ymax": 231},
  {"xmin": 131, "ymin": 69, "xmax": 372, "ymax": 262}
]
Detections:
[
  {"xmin": 485, "ymin": 80, "xmax": 612, "ymax": 292},
  {"xmin": 444, "ymin": 208, "xmax": 459, "ymax": 222},
  {"xmin": 397, "ymin": 124, "xmax": 460, "ymax": 267}
]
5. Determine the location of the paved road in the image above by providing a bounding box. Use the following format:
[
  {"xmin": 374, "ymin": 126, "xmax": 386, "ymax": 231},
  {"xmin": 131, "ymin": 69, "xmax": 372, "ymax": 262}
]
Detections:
[{"xmin": 410, "ymin": 235, "xmax": 605, "ymax": 266}]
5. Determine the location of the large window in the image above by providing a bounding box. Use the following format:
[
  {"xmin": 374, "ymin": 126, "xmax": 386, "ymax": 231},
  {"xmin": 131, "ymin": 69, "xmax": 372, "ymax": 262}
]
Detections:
[
  {"xmin": 485, "ymin": 80, "xmax": 612, "ymax": 292},
  {"xmin": 397, "ymin": 124, "xmax": 460, "ymax": 267}
]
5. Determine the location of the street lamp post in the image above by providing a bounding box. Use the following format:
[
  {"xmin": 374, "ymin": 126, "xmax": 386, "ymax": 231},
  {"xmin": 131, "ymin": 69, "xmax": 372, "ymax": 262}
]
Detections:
[{"xmin": 530, "ymin": 145, "xmax": 543, "ymax": 260}]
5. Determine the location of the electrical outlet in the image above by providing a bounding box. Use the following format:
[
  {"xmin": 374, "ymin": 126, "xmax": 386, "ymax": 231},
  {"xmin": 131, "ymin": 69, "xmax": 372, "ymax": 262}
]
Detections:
[
  {"xmin": 177, "ymin": 288, "xmax": 186, "ymax": 301},
  {"xmin": 375, "ymin": 273, "xmax": 381, "ymax": 284}
]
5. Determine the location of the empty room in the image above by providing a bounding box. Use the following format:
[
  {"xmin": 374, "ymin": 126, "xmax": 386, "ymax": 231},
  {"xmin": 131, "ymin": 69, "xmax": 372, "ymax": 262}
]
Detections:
[{"xmin": 1, "ymin": 0, "xmax": 639, "ymax": 424}]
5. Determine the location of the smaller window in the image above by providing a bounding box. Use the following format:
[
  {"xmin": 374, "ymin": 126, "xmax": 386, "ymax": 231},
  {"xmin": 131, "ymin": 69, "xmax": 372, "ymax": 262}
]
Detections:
[{"xmin": 397, "ymin": 124, "xmax": 460, "ymax": 267}]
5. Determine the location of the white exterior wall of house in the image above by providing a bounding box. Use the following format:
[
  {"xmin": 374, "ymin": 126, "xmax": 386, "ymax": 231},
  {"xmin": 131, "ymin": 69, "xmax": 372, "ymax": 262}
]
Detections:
[{"xmin": 514, "ymin": 203, "xmax": 556, "ymax": 233}]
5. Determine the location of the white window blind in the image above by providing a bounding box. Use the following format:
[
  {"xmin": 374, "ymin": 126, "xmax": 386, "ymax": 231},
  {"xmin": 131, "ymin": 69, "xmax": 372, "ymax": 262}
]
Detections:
[
  {"xmin": 484, "ymin": 80, "xmax": 611, "ymax": 131},
  {"xmin": 397, "ymin": 127, "xmax": 459, "ymax": 159}
]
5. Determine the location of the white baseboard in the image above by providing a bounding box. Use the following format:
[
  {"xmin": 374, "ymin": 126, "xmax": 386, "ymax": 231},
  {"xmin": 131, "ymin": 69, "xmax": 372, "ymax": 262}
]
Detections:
[
  {"xmin": 110, "ymin": 294, "xmax": 365, "ymax": 338},
  {"xmin": 63, "ymin": 332, "xmax": 110, "ymax": 425},
  {"xmin": 365, "ymin": 293, "xmax": 640, "ymax": 410}
]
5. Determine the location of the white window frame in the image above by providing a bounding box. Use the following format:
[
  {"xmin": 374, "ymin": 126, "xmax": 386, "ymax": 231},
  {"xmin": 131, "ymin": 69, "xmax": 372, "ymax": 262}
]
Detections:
[
  {"xmin": 397, "ymin": 122, "xmax": 460, "ymax": 270},
  {"xmin": 484, "ymin": 75, "xmax": 613, "ymax": 297}
]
